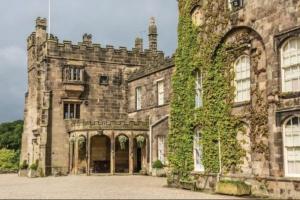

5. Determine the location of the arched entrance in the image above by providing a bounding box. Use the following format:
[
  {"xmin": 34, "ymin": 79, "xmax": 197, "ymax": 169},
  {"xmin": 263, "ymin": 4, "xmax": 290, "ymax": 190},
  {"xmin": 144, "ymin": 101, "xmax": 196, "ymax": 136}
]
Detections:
[
  {"xmin": 90, "ymin": 135, "xmax": 111, "ymax": 173},
  {"xmin": 134, "ymin": 135, "xmax": 146, "ymax": 173},
  {"xmin": 115, "ymin": 134, "xmax": 129, "ymax": 173}
]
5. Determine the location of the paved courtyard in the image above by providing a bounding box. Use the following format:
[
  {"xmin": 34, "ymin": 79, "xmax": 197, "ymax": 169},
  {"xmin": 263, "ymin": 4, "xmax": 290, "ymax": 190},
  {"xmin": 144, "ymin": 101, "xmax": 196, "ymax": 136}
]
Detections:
[{"xmin": 0, "ymin": 174, "xmax": 244, "ymax": 199}]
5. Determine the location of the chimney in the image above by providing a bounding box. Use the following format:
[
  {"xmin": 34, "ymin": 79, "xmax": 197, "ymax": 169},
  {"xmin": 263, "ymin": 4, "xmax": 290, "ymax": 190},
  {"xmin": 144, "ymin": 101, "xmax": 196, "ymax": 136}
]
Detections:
[
  {"xmin": 148, "ymin": 17, "xmax": 158, "ymax": 52},
  {"xmin": 83, "ymin": 33, "xmax": 92, "ymax": 46},
  {"xmin": 135, "ymin": 37, "xmax": 143, "ymax": 52}
]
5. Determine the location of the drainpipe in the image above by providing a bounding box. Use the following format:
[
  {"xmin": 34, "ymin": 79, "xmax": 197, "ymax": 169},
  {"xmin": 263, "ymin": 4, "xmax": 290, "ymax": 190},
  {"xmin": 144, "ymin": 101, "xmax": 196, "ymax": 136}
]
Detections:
[
  {"xmin": 149, "ymin": 115, "xmax": 169, "ymax": 173},
  {"xmin": 217, "ymin": 132, "xmax": 222, "ymax": 182}
]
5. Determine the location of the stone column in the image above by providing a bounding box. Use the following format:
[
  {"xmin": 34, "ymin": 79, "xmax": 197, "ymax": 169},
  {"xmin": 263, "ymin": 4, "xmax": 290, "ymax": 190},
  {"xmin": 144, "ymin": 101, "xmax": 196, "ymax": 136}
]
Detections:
[
  {"xmin": 74, "ymin": 137, "xmax": 79, "ymax": 175},
  {"xmin": 111, "ymin": 132, "xmax": 115, "ymax": 175},
  {"xmin": 144, "ymin": 135, "xmax": 148, "ymax": 169},
  {"xmin": 86, "ymin": 132, "xmax": 90, "ymax": 176},
  {"xmin": 129, "ymin": 133, "xmax": 134, "ymax": 174},
  {"xmin": 69, "ymin": 142, "xmax": 73, "ymax": 174}
]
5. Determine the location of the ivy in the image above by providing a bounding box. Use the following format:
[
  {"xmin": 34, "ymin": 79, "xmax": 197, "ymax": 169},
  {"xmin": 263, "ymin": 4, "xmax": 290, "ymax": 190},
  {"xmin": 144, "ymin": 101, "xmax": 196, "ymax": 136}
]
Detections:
[{"xmin": 168, "ymin": 0, "xmax": 245, "ymax": 181}]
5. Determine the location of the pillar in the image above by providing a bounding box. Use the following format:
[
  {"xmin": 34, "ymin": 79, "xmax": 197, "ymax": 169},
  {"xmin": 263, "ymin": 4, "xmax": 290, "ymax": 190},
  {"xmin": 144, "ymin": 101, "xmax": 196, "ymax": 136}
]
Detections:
[
  {"xmin": 129, "ymin": 133, "xmax": 134, "ymax": 174},
  {"xmin": 111, "ymin": 132, "xmax": 115, "ymax": 175},
  {"xmin": 86, "ymin": 132, "xmax": 90, "ymax": 176},
  {"xmin": 74, "ymin": 138, "xmax": 79, "ymax": 175}
]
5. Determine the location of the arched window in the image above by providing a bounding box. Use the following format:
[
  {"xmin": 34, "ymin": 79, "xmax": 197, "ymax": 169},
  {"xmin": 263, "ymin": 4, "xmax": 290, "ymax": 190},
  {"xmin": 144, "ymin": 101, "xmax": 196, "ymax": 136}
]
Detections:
[
  {"xmin": 194, "ymin": 129, "xmax": 204, "ymax": 172},
  {"xmin": 191, "ymin": 6, "xmax": 204, "ymax": 26},
  {"xmin": 281, "ymin": 38, "xmax": 300, "ymax": 92},
  {"xmin": 195, "ymin": 70, "xmax": 203, "ymax": 108},
  {"xmin": 234, "ymin": 55, "xmax": 251, "ymax": 102},
  {"xmin": 284, "ymin": 116, "xmax": 300, "ymax": 177}
]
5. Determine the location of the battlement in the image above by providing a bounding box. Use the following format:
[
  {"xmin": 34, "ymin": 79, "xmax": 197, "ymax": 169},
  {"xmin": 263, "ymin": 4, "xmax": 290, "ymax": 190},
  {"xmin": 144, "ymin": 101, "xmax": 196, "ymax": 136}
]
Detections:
[
  {"xmin": 46, "ymin": 34, "xmax": 165, "ymax": 67},
  {"xmin": 67, "ymin": 119, "xmax": 149, "ymax": 132}
]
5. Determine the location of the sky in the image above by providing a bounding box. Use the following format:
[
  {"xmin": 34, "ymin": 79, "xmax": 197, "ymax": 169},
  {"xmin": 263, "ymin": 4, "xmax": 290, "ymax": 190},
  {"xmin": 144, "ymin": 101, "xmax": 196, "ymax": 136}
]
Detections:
[{"xmin": 0, "ymin": 0, "xmax": 178, "ymax": 123}]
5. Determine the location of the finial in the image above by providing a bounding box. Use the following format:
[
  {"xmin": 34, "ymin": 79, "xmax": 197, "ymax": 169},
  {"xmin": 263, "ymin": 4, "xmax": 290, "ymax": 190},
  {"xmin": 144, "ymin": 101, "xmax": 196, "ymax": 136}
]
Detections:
[{"xmin": 150, "ymin": 17, "xmax": 156, "ymax": 26}]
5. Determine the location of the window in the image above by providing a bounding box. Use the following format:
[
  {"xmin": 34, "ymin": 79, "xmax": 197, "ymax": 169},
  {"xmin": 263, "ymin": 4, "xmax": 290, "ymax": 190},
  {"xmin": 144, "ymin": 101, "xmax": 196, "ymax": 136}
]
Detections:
[
  {"xmin": 64, "ymin": 103, "xmax": 80, "ymax": 119},
  {"xmin": 64, "ymin": 67, "xmax": 84, "ymax": 82},
  {"xmin": 158, "ymin": 136, "xmax": 165, "ymax": 164},
  {"xmin": 194, "ymin": 129, "xmax": 204, "ymax": 172},
  {"xmin": 191, "ymin": 6, "xmax": 204, "ymax": 26},
  {"xmin": 228, "ymin": 0, "xmax": 243, "ymax": 10},
  {"xmin": 157, "ymin": 81, "xmax": 164, "ymax": 106},
  {"xmin": 195, "ymin": 70, "xmax": 203, "ymax": 108},
  {"xmin": 281, "ymin": 38, "xmax": 300, "ymax": 92},
  {"xmin": 234, "ymin": 55, "xmax": 251, "ymax": 102},
  {"xmin": 284, "ymin": 116, "xmax": 300, "ymax": 177},
  {"xmin": 99, "ymin": 75, "xmax": 109, "ymax": 85},
  {"xmin": 136, "ymin": 87, "xmax": 142, "ymax": 111}
]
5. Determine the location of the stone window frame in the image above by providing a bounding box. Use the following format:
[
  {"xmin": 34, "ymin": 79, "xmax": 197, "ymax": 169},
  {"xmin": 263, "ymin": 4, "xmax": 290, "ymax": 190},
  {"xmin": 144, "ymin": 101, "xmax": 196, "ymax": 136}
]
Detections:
[
  {"xmin": 280, "ymin": 38, "xmax": 300, "ymax": 93},
  {"xmin": 63, "ymin": 65, "xmax": 85, "ymax": 83},
  {"xmin": 234, "ymin": 55, "xmax": 251, "ymax": 103},
  {"xmin": 274, "ymin": 26, "xmax": 300, "ymax": 98},
  {"xmin": 228, "ymin": 0, "xmax": 244, "ymax": 11},
  {"xmin": 157, "ymin": 135, "xmax": 165, "ymax": 164},
  {"xmin": 63, "ymin": 100, "xmax": 82, "ymax": 120},
  {"xmin": 156, "ymin": 79, "xmax": 165, "ymax": 106},
  {"xmin": 194, "ymin": 70, "xmax": 203, "ymax": 108},
  {"xmin": 99, "ymin": 75, "xmax": 110, "ymax": 86},
  {"xmin": 282, "ymin": 115, "xmax": 300, "ymax": 177},
  {"xmin": 135, "ymin": 86, "xmax": 142, "ymax": 111},
  {"xmin": 193, "ymin": 127, "xmax": 204, "ymax": 172}
]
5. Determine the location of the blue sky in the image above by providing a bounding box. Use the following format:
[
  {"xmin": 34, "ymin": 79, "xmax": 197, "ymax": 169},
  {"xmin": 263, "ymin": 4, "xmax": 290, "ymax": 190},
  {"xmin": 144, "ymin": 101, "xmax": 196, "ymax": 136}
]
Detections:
[{"xmin": 0, "ymin": 0, "xmax": 178, "ymax": 123}]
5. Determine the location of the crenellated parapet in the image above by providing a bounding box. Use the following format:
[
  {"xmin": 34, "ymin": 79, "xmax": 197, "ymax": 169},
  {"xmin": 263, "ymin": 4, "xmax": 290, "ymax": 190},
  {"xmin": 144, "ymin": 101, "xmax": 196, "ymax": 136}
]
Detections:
[
  {"xmin": 67, "ymin": 119, "xmax": 149, "ymax": 132},
  {"xmin": 46, "ymin": 35, "xmax": 165, "ymax": 67}
]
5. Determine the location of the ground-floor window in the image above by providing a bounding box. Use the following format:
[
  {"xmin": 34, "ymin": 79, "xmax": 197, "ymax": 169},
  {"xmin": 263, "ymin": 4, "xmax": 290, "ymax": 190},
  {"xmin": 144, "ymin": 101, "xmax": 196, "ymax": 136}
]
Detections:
[
  {"xmin": 284, "ymin": 116, "xmax": 300, "ymax": 177},
  {"xmin": 194, "ymin": 129, "xmax": 204, "ymax": 172},
  {"xmin": 157, "ymin": 136, "xmax": 165, "ymax": 164}
]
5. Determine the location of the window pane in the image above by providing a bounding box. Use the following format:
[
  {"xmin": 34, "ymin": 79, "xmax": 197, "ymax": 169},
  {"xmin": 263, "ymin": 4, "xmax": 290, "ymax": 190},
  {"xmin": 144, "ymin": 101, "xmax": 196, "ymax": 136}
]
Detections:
[
  {"xmin": 235, "ymin": 56, "xmax": 250, "ymax": 102},
  {"xmin": 285, "ymin": 117, "xmax": 300, "ymax": 175},
  {"xmin": 69, "ymin": 104, "xmax": 75, "ymax": 118},
  {"xmin": 64, "ymin": 104, "xmax": 69, "ymax": 119},
  {"xmin": 136, "ymin": 87, "xmax": 142, "ymax": 110},
  {"xmin": 76, "ymin": 104, "xmax": 80, "ymax": 119}
]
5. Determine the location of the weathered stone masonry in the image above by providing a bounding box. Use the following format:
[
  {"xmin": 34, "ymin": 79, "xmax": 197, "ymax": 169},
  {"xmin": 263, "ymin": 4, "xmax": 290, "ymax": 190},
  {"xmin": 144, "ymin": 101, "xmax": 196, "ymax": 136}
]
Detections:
[{"xmin": 21, "ymin": 17, "xmax": 174, "ymax": 176}]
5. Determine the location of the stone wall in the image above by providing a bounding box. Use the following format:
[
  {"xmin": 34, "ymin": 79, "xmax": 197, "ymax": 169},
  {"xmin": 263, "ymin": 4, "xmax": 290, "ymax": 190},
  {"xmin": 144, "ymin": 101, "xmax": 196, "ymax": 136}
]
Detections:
[{"xmin": 21, "ymin": 16, "xmax": 171, "ymax": 175}]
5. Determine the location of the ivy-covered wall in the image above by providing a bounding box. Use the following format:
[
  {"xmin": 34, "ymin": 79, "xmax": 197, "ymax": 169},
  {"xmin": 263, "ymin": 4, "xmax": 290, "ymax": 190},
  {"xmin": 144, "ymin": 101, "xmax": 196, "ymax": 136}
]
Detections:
[{"xmin": 168, "ymin": 0, "xmax": 245, "ymax": 180}]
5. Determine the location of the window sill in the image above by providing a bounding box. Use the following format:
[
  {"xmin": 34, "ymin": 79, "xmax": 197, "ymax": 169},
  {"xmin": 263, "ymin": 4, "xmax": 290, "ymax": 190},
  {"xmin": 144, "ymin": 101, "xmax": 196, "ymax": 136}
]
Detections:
[
  {"xmin": 279, "ymin": 92, "xmax": 300, "ymax": 99},
  {"xmin": 233, "ymin": 101, "xmax": 250, "ymax": 108},
  {"xmin": 63, "ymin": 80, "xmax": 85, "ymax": 85}
]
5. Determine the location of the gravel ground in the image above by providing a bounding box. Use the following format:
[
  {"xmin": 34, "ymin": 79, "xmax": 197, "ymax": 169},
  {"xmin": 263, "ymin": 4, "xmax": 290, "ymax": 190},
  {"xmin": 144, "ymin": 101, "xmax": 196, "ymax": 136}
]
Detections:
[{"xmin": 0, "ymin": 174, "xmax": 244, "ymax": 199}]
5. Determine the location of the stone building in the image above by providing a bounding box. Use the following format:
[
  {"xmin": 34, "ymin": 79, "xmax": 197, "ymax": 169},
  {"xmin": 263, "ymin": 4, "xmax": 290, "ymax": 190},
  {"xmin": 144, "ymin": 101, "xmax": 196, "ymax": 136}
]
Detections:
[
  {"xmin": 170, "ymin": 0, "xmax": 300, "ymax": 198},
  {"xmin": 21, "ymin": 17, "xmax": 174, "ymax": 176}
]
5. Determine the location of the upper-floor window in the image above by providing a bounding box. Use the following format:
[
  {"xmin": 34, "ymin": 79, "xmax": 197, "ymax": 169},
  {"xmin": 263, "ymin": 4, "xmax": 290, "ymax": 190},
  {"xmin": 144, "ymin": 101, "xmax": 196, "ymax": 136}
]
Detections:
[
  {"xmin": 64, "ymin": 66, "xmax": 84, "ymax": 82},
  {"xmin": 283, "ymin": 116, "xmax": 300, "ymax": 177},
  {"xmin": 157, "ymin": 81, "xmax": 165, "ymax": 106},
  {"xmin": 191, "ymin": 6, "xmax": 204, "ymax": 26},
  {"xmin": 281, "ymin": 38, "xmax": 300, "ymax": 92},
  {"xmin": 99, "ymin": 75, "xmax": 109, "ymax": 85},
  {"xmin": 195, "ymin": 70, "xmax": 203, "ymax": 108},
  {"xmin": 136, "ymin": 87, "xmax": 142, "ymax": 111},
  {"xmin": 228, "ymin": 0, "xmax": 243, "ymax": 10},
  {"xmin": 64, "ymin": 103, "xmax": 80, "ymax": 119},
  {"xmin": 234, "ymin": 55, "xmax": 250, "ymax": 103}
]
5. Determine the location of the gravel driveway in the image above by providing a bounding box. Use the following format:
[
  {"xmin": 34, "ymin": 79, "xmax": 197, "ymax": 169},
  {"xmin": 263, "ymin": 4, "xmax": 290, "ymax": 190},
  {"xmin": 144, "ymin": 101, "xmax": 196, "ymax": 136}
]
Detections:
[{"xmin": 0, "ymin": 174, "xmax": 244, "ymax": 199}]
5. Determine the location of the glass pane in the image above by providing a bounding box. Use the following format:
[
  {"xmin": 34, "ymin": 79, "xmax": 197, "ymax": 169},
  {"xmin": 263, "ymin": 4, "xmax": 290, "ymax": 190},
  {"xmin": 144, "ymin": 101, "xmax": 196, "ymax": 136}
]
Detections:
[
  {"xmin": 64, "ymin": 104, "xmax": 69, "ymax": 119},
  {"xmin": 69, "ymin": 104, "xmax": 74, "ymax": 118}
]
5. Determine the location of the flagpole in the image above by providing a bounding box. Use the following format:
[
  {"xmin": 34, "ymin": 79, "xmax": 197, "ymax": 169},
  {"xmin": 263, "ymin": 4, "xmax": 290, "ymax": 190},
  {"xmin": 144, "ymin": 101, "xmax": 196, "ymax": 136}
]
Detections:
[{"xmin": 48, "ymin": 0, "xmax": 51, "ymax": 35}]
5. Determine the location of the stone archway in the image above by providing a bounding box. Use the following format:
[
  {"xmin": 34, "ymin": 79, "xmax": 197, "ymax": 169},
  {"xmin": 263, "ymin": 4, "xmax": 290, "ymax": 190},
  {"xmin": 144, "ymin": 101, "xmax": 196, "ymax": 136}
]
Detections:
[
  {"xmin": 90, "ymin": 135, "xmax": 111, "ymax": 173},
  {"xmin": 134, "ymin": 135, "xmax": 147, "ymax": 173},
  {"xmin": 115, "ymin": 134, "xmax": 129, "ymax": 173}
]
